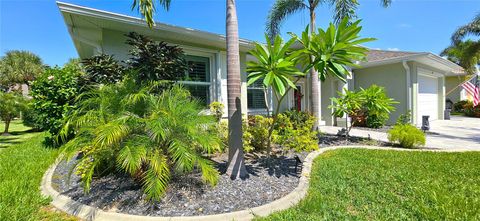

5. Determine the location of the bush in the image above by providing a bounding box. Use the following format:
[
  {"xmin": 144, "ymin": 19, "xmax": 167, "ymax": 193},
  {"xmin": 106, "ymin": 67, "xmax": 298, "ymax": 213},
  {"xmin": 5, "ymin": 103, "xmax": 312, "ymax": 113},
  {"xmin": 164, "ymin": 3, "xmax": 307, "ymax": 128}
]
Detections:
[
  {"xmin": 209, "ymin": 101, "xmax": 224, "ymax": 122},
  {"xmin": 60, "ymin": 83, "xmax": 220, "ymax": 201},
  {"xmin": 453, "ymin": 100, "xmax": 469, "ymax": 113},
  {"xmin": 388, "ymin": 124, "xmax": 426, "ymax": 148},
  {"xmin": 30, "ymin": 66, "xmax": 80, "ymax": 141},
  {"xmin": 463, "ymin": 101, "xmax": 480, "ymax": 117},
  {"xmin": 361, "ymin": 85, "xmax": 397, "ymax": 128},
  {"xmin": 125, "ymin": 32, "xmax": 188, "ymax": 84},
  {"xmin": 81, "ymin": 54, "xmax": 124, "ymax": 85},
  {"xmin": 247, "ymin": 115, "xmax": 273, "ymax": 152},
  {"xmin": 22, "ymin": 101, "xmax": 42, "ymax": 131},
  {"xmin": 395, "ymin": 111, "xmax": 412, "ymax": 126},
  {"xmin": 275, "ymin": 111, "xmax": 318, "ymax": 152}
]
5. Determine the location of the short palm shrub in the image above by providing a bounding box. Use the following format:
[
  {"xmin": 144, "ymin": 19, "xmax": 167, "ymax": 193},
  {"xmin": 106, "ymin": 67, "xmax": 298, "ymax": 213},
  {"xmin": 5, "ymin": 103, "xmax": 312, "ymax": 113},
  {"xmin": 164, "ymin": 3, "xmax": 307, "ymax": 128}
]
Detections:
[
  {"xmin": 60, "ymin": 83, "xmax": 221, "ymax": 201},
  {"xmin": 388, "ymin": 124, "xmax": 426, "ymax": 148}
]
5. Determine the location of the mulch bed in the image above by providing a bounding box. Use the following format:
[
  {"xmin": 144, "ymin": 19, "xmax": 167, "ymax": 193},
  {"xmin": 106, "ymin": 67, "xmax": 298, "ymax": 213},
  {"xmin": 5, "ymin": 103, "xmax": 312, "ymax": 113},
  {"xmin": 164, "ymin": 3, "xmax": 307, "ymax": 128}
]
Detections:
[{"xmin": 51, "ymin": 134, "xmax": 388, "ymax": 217}]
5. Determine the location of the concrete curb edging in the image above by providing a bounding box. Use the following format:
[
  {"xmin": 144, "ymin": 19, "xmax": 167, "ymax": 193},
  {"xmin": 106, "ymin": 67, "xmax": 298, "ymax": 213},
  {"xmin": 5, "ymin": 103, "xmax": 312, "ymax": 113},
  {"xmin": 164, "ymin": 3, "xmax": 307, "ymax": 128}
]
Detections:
[{"xmin": 41, "ymin": 145, "xmax": 475, "ymax": 221}]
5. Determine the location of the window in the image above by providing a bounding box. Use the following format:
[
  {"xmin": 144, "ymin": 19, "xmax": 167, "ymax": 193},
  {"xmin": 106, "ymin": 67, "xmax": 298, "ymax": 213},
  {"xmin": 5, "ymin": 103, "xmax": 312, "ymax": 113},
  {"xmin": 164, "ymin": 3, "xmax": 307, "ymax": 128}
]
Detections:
[
  {"xmin": 182, "ymin": 55, "xmax": 211, "ymax": 105},
  {"xmin": 247, "ymin": 79, "xmax": 267, "ymax": 109}
]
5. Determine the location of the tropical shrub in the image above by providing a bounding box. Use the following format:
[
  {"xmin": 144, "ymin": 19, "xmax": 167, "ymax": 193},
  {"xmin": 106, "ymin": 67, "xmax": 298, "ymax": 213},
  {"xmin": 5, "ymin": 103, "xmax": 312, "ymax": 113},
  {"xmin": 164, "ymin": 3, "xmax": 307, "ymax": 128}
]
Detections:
[
  {"xmin": 275, "ymin": 111, "xmax": 318, "ymax": 152},
  {"xmin": 22, "ymin": 101, "xmax": 42, "ymax": 131},
  {"xmin": 81, "ymin": 54, "xmax": 124, "ymax": 85},
  {"xmin": 330, "ymin": 89, "xmax": 363, "ymax": 138},
  {"xmin": 453, "ymin": 100, "xmax": 469, "ymax": 113},
  {"xmin": 215, "ymin": 120, "xmax": 254, "ymax": 153},
  {"xmin": 395, "ymin": 111, "xmax": 412, "ymax": 126},
  {"xmin": 463, "ymin": 101, "xmax": 480, "ymax": 117},
  {"xmin": 247, "ymin": 115, "xmax": 274, "ymax": 152},
  {"xmin": 209, "ymin": 101, "xmax": 224, "ymax": 122},
  {"xmin": 125, "ymin": 32, "xmax": 188, "ymax": 84},
  {"xmin": 0, "ymin": 92, "xmax": 26, "ymax": 135},
  {"xmin": 388, "ymin": 124, "xmax": 426, "ymax": 148},
  {"xmin": 359, "ymin": 85, "xmax": 397, "ymax": 128},
  {"xmin": 60, "ymin": 83, "xmax": 220, "ymax": 201},
  {"xmin": 30, "ymin": 66, "xmax": 81, "ymax": 143}
]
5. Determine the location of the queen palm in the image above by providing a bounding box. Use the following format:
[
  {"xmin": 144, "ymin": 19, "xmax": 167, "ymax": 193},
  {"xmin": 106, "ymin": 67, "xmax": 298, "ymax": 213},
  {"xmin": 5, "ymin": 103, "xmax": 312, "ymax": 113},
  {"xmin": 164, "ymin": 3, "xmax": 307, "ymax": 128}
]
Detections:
[
  {"xmin": 266, "ymin": 0, "xmax": 391, "ymax": 129},
  {"xmin": 131, "ymin": 0, "xmax": 247, "ymax": 178},
  {"xmin": 452, "ymin": 13, "xmax": 480, "ymax": 44}
]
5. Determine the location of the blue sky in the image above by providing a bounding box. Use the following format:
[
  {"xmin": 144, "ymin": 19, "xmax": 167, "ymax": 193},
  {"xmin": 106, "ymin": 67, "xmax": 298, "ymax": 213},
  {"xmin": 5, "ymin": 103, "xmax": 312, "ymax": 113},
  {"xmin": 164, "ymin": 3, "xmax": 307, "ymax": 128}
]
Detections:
[{"xmin": 1, "ymin": 0, "xmax": 478, "ymax": 66}]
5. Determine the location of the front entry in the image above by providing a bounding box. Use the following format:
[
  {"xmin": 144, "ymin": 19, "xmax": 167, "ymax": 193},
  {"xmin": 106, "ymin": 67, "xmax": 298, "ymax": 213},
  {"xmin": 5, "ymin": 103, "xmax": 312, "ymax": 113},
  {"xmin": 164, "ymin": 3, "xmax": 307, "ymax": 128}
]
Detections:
[{"xmin": 294, "ymin": 86, "xmax": 303, "ymax": 111}]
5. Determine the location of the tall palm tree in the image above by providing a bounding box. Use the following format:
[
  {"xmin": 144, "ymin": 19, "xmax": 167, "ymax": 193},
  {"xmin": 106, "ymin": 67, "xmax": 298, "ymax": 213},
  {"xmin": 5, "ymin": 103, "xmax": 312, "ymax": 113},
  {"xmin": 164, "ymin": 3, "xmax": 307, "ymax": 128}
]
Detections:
[
  {"xmin": 266, "ymin": 0, "xmax": 391, "ymax": 129},
  {"xmin": 441, "ymin": 40, "xmax": 480, "ymax": 75},
  {"xmin": 225, "ymin": 0, "xmax": 247, "ymax": 178},
  {"xmin": 0, "ymin": 50, "xmax": 44, "ymax": 88},
  {"xmin": 452, "ymin": 13, "xmax": 480, "ymax": 44},
  {"xmin": 132, "ymin": 0, "xmax": 247, "ymax": 178}
]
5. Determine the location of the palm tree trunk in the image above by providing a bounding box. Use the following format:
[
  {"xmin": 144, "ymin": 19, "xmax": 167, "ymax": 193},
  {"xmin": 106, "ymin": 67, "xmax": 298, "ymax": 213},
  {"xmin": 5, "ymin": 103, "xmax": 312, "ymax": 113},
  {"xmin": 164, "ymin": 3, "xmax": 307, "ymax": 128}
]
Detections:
[
  {"xmin": 225, "ymin": 0, "xmax": 247, "ymax": 179},
  {"xmin": 309, "ymin": 8, "xmax": 321, "ymax": 130}
]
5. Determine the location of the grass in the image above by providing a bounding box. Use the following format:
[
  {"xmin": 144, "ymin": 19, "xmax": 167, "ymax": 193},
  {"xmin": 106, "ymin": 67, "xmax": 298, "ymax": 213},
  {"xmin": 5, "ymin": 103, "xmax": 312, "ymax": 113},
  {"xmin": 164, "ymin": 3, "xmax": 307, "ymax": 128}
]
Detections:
[
  {"xmin": 0, "ymin": 120, "xmax": 39, "ymax": 149},
  {"xmin": 0, "ymin": 124, "xmax": 76, "ymax": 221},
  {"xmin": 258, "ymin": 149, "xmax": 480, "ymax": 220}
]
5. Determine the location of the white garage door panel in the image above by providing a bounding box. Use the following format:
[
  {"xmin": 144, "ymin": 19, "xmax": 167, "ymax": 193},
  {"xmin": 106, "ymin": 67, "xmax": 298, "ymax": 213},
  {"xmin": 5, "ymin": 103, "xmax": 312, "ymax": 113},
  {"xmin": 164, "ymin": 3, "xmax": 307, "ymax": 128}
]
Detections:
[{"xmin": 418, "ymin": 74, "xmax": 438, "ymax": 125}]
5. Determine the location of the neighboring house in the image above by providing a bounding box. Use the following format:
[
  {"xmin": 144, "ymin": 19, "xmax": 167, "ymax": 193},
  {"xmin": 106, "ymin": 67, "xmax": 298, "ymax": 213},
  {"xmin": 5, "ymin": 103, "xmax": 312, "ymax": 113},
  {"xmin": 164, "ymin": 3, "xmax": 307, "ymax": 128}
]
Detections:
[{"xmin": 58, "ymin": 2, "xmax": 465, "ymax": 127}]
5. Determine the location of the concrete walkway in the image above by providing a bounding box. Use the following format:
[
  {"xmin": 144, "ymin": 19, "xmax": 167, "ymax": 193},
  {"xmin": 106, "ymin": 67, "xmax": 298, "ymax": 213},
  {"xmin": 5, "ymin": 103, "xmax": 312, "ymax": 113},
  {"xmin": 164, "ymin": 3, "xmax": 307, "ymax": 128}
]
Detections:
[{"xmin": 320, "ymin": 116, "xmax": 480, "ymax": 151}]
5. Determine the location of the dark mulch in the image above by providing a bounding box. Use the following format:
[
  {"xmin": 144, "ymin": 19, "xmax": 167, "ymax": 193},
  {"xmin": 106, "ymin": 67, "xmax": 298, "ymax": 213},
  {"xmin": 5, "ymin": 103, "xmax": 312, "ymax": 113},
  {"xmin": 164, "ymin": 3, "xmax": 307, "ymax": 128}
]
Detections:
[{"xmin": 51, "ymin": 135, "xmax": 387, "ymax": 217}]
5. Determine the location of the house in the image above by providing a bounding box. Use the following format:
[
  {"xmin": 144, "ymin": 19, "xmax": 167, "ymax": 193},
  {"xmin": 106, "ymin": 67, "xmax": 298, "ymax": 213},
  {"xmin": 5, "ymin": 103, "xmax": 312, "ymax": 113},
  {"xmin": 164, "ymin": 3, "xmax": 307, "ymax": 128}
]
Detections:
[{"xmin": 57, "ymin": 2, "xmax": 465, "ymax": 127}]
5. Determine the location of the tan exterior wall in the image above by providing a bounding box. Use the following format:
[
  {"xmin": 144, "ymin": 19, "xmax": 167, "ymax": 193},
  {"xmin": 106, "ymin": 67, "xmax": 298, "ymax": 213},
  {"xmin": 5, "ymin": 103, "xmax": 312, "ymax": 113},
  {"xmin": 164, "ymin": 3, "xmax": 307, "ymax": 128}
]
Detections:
[
  {"xmin": 445, "ymin": 76, "xmax": 464, "ymax": 103},
  {"xmin": 353, "ymin": 63, "xmax": 408, "ymax": 125}
]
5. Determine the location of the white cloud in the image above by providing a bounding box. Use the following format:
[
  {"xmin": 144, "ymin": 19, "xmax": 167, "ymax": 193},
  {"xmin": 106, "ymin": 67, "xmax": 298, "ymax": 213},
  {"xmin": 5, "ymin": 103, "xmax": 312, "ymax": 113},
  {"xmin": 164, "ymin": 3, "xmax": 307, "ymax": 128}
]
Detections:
[{"xmin": 387, "ymin": 48, "xmax": 400, "ymax": 51}]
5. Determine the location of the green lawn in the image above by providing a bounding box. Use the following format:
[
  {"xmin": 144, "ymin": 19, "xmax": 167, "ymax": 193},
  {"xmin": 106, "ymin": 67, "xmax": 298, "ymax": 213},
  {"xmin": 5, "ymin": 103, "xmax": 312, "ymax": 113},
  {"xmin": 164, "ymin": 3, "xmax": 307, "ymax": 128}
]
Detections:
[
  {"xmin": 0, "ymin": 127, "xmax": 76, "ymax": 220},
  {"xmin": 0, "ymin": 120, "xmax": 39, "ymax": 149},
  {"xmin": 258, "ymin": 149, "xmax": 480, "ymax": 220}
]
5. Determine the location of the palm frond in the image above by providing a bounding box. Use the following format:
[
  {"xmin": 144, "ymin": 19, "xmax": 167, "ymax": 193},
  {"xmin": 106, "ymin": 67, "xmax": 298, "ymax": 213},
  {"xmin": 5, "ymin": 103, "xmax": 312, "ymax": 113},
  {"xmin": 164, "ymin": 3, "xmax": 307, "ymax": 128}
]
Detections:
[
  {"xmin": 117, "ymin": 144, "xmax": 147, "ymax": 175},
  {"xmin": 142, "ymin": 151, "xmax": 170, "ymax": 200},
  {"xmin": 331, "ymin": 0, "xmax": 359, "ymax": 25},
  {"xmin": 266, "ymin": 0, "xmax": 306, "ymax": 40},
  {"xmin": 452, "ymin": 12, "xmax": 480, "ymax": 44},
  {"xmin": 131, "ymin": 0, "xmax": 171, "ymax": 28}
]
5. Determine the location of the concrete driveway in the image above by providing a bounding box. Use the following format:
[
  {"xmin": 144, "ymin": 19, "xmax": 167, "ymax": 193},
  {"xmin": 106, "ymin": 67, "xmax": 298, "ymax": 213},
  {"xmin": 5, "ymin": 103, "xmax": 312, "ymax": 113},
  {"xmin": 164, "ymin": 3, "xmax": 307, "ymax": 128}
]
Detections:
[
  {"xmin": 320, "ymin": 116, "xmax": 480, "ymax": 151},
  {"xmin": 427, "ymin": 116, "xmax": 480, "ymax": 150}
]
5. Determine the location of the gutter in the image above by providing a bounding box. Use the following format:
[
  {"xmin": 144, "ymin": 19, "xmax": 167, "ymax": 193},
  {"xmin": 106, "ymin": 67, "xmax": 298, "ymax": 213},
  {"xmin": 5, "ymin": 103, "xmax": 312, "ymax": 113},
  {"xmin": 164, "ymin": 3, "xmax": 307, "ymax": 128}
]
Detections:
[{"xmin": 402, "ymin": 60, "xmax": 412, "ymax": 122}]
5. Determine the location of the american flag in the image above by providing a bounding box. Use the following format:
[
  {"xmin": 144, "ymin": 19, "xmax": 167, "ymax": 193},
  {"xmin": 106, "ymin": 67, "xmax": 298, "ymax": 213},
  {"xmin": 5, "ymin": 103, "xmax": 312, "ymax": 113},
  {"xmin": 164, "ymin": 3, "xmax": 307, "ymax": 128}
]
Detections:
[{"xmin": 462, "ymin": 75, "xmax": 479, "ymax": 107}]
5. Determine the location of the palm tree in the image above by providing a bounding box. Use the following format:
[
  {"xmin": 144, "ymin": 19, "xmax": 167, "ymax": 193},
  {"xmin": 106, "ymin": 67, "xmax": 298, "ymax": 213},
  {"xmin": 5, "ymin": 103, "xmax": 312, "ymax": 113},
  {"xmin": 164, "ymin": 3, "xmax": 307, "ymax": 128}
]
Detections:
[
  {"xmin": 131, "ymin": 0, "xmax": 247, "ymax": 179},
  {"xmin": 266, "ymin": 0, "xmax": 391, "ymax": 129},
  {"xmin": 225, "ymin": 0, "xmax": 247, "ymax": 178},
  {"xmin": 0, "ymin": 50, "xmax": 44, "ymax": 88},
  {"xmin": 452, "ymin": 13, "xmax": 480, "ymax": 44},
  {"xmin": 441, "ymin": 40, "xmax": 480, "ymax": 75}
]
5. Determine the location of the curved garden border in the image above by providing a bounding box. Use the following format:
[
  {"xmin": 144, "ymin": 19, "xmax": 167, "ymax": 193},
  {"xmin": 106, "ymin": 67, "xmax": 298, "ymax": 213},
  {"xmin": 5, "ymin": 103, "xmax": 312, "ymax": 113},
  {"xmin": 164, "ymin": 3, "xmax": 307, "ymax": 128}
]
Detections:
[{"xmin": 41, "ymin": 145, "xmax": 471, "ymax": 221}]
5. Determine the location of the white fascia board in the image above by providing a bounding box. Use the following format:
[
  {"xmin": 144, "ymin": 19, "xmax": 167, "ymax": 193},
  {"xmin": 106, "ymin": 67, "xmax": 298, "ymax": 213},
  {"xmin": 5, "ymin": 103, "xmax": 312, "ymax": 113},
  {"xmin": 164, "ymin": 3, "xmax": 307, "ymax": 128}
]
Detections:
[{"xmin": 56, "ymin": 1, "xmax": 255, "ymax": 49}]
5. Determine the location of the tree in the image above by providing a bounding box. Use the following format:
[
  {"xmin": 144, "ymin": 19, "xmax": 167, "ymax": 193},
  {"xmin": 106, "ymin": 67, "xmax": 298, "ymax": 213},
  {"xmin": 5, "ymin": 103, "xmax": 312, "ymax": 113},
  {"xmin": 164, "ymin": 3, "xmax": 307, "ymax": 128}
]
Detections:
[
  {"xmin": 441, "ymin": 40, "xmax": 480, "ymax": 75},
  {"xmin": 0, "ymin": 50, "xmax": 44, "ymax": 88},
  {"xmin": 247, "ymin": 34, "xmax": 305, "ymax": 156},
  {"xmin": 0, "ymin": 92, "xmax": 26, "ymax": 135},
  {"xmin": 131, "ymin": 0, "xmax": 248, "ymax": 179},
  {"xmin": 266, "ymin": 0, "xmax": 391, "ymax": 129},
  {"xmin": 452, "ymin": 13, "xmax": 480, "ymax": 45}
]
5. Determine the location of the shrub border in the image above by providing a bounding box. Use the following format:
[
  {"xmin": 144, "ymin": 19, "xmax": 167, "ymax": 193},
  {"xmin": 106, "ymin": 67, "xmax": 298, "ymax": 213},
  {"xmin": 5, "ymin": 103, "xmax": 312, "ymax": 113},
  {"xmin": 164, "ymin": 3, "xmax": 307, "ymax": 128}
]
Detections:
[{"xmin": 41, "ymin": 146, "xmax": 472, "ymax": 221}]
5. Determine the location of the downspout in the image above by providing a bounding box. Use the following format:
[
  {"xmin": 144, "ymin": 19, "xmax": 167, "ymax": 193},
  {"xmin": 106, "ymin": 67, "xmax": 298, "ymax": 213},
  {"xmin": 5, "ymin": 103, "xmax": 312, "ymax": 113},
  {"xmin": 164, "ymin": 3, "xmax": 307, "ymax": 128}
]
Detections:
[{"xmin": 402, "ymin": 60, "xmax": 412, "ymax": 123}]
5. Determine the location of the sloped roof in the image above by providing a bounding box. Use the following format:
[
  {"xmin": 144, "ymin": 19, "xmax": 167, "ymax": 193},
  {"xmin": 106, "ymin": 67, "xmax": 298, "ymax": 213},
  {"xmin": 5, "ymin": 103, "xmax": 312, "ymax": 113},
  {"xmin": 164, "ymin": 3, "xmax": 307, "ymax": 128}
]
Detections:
[{"xmin": 366, "ymin": 49, "xmax": 426, "ymax": 62}]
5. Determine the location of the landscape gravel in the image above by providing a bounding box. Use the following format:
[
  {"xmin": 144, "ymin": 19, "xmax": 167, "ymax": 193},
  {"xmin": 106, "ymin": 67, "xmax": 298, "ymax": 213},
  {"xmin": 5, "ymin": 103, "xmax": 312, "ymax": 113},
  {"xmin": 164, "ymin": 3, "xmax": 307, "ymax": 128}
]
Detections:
[
  {"xmin": 52, "ymin": 152, "xmax": 306, "ymax": 216},
  {"xmin": 51, "ymin": 135, "xmax": 385, "ymax": 217}
]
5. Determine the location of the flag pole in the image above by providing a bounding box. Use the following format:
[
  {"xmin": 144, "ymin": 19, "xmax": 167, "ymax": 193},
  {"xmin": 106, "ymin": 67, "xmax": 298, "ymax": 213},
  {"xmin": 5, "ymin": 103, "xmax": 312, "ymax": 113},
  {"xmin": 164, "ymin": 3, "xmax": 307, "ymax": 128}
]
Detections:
[{"xmin": 445, "ymin": 71, "xmax": 479, "ymax": 96}]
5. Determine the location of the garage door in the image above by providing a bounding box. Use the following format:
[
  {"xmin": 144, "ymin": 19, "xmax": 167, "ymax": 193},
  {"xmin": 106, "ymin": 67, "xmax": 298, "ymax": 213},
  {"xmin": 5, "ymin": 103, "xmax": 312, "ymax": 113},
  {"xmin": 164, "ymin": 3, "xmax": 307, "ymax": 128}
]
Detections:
[{"xmin": 417, "ymin": 74, "xmax": 439, "ymax": 125}]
